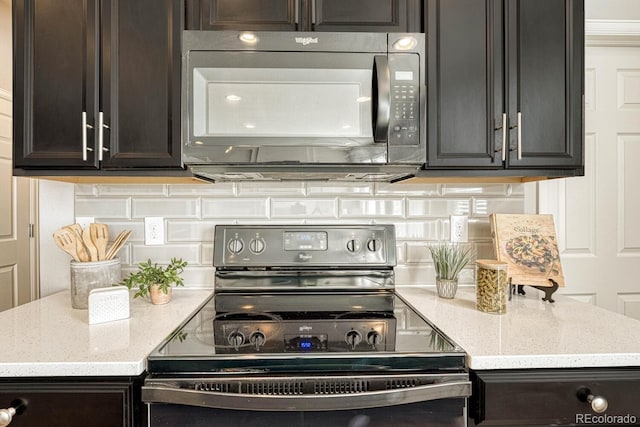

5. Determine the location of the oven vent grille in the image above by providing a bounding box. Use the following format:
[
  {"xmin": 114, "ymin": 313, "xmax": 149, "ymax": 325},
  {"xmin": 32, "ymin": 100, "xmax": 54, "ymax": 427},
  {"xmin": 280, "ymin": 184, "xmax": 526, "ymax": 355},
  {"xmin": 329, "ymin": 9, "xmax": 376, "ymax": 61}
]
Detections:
[
  {"xmin": 246, "ymin": 381, "xmax": 304, "ymax": 395},
  {"xmin": 314, "ymin": 379, "xmax": 369, "ymax": 395},
  {"xmin": 385, "ymin": 378, "xmax": 420, "ymax": 389},
  {"xmin": 195, "ymin": 382, "xmax": 232, "ymax": 393}
]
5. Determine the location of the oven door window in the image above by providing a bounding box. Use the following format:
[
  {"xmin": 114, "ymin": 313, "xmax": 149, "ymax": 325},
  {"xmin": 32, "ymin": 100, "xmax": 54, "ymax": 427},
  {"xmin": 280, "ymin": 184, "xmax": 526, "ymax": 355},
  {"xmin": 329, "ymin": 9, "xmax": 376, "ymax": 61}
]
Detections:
[
  {"xmin": 150, "ymin": 398, "xmax": 467, "ymax": 427},
  {"xmin": 185, "ymin": 52, "xmax": 385, "ymax": 164}
]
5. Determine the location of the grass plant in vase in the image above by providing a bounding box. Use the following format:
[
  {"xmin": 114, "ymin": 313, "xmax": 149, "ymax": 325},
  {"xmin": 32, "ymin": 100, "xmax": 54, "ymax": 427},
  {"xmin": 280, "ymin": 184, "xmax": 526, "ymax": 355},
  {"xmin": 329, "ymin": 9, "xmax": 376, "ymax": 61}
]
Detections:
[{"xmin": 428, "ymin": 243, "xmax": 475, "ymax": 299}]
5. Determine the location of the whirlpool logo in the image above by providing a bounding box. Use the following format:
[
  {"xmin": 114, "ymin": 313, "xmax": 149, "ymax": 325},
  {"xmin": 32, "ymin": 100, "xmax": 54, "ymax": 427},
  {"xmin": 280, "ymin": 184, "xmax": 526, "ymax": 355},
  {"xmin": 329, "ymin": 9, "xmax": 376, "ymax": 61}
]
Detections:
[
  {"xmin": 298, "ymin": 253, "xmax": 313, "ymax": 261},
  {"xmin": 295, "ymin": 36, "xmax": 318, "ymax": 45}
]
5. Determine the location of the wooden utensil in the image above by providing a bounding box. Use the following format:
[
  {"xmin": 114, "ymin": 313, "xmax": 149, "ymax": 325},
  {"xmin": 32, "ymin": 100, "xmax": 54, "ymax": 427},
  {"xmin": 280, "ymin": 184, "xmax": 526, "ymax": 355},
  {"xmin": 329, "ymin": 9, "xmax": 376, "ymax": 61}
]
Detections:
[
  {"xmin": 90, "ymin": 223, "xmax": 109, "ymax": 261},
  {"xmin": 53, "ymin": 229, "xmax": 81, "ymax": 262},
  {"xmin": 105, "ymin": 230, "xmax": 132, "ymax": 260},
  {"xmin": 63, "ymin": 224, "xmax": 90, "ymax": 262},
  {"xmin": 82, "ymin": 227, "xmax": 99, "ymax": 262}
]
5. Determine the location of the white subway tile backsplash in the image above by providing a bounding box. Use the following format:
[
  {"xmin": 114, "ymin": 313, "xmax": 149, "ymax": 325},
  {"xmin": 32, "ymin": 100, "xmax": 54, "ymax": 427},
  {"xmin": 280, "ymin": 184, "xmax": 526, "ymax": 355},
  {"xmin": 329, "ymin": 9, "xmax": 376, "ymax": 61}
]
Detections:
[
  {"xmin": 167, "ymin": 221, "xmax": 216, "ymax": 242},
  {"xmin": 375, "ymin": 183, "xmax": 440, "ymax": 196},
  {"xmin": 394, "ymin": 220, "xmax": 440, "ymax": 240},
  {"xmin": 75, "ymin": 182, "xmax": 525, "ymax": 286},
  {"xmin": 405, "ymin": 242, "xmax": 431, "ymax": 263},
  {"xmin": 169, "ymin": 183, "xmax": 236, "ymax": 196},
  {"xmin": 75, "ymin": 184, "xmax": 98, "ymax": 196},
  {"xmin": 132, "ymin": 198, "xmax": 199, "ymax": 219},
  {"xmin": 238, "ymin": 182, "xmax": 305, "ymax": 196},
  {"xmin": 97, "ymin": 184, "xmax": 167, "ymax": 196},
  {"xmin": 407, "ymin": 198, "xmax": 471, "ymax": 217},
  {"xmin": 76, "ymin": 197, "xmax": 131, "ymax": 218},
  {"xmin": 340, "ymin": 198, "xmax": 404, "ymax": 218},
  {"xmin": 271, "ymin": 198, "xmax": 337, "ymax": 219},
  {"xmin": 202, "ymin": 198, "xmax": 268, "ymax": 219},
  {"xmin": 307, "ymin": 182, "xmax": 373, "ymax": 195},
  {"xmin": 442, "ymin": 184, "xmax": 509, "ymax": 196},
  {"xmin": 473, "ymin": 197, "xmax": 524, "ymax": 217},
  {"xmin": 131, "ymin": 243, "xmax": 201, "ymax": 264}
]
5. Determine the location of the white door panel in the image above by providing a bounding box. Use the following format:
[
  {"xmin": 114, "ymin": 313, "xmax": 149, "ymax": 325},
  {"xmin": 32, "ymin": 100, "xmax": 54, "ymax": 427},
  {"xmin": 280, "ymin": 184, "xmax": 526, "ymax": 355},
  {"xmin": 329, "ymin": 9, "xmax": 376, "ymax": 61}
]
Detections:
[{"xmin": 539, "ymin": 45, "xmax": 640, "ymax": 317}]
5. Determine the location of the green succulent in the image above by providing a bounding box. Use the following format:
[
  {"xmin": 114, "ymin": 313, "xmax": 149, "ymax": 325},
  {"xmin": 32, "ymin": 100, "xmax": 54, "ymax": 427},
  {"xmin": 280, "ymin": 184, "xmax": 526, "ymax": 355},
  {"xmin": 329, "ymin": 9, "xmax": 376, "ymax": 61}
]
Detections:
[{"xmin": 120, "ymin": 258, "xmax": 188, "ymax": 299}]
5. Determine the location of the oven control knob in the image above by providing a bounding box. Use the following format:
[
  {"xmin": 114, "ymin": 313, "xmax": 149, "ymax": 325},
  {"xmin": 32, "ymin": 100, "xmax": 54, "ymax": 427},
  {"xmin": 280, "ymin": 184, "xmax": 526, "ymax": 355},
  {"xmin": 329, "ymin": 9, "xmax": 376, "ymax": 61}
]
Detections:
[
  {"xmin": 367, "ymin": 331, "xmax": 383, "ymax": 346},
  {"xmin": 345, "ymin": 330, "xmax": 362, "ymax": 350},
  {"xmin": 367, "ymin": 238, "xmax": 381, "ymax": 252},
  {"xmin": 227, "ymin": 238, "xmax": 244, "ymax": 254},
  {"xmin": 249, "ymin": 331, "xmax": 266, "ymax": 350},
  {"xmin": 249, "ymin": 238, "xmax": 266, "ymax": 254},
  {"xmin": 227, "ymin": 331, "xmax": 245, "ymax": 350},
  {"xmin": 346, "ymin": 239, "xmax": 361, "ymax": 253}
]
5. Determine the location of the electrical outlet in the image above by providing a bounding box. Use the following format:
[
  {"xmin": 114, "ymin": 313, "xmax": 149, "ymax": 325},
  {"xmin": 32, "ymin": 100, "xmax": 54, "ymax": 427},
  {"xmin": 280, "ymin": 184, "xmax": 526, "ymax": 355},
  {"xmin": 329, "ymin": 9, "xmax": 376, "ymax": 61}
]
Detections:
[
  {"xmin": 450, "ymin": 215, "xmax": 469, "ymax": 243},
  {"xmin": 144, "ymin": 217, "xmax": 165, "ymax": 245},
  {"xmin": 75, "ymin": 217, "xmax": 94, "ymax": 230}
]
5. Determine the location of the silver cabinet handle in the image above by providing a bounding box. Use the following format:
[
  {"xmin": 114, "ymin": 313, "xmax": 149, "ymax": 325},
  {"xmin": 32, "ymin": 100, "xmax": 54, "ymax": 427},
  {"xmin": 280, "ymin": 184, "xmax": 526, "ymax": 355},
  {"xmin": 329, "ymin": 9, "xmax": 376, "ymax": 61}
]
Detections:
[
  {"xmin": 81, "ymin": 112, "xmax": 94, "ymax": 161},
  {"xmin": 0, "ymin": 407, "xmax": 15, "ymax": 427},
  {"xmin": 501, "ymin": 113, "xmax": 507, "ymax": 161},
  {"xmin": 588, "ymin": 393, "xmax": 608, "ymax": 413},
  {"xmin": 98, "ymin": 112, "xmax": 110, "ymax": 161},
  {"xmin": 517, "ymin": 111, "xmax": 522, "ymax": 160},
  {"xmin": 577, "ymin": 387, "xmax": 608, "ymax": 413},
  {"xmin": 0, "ymin": 400, "xmax": 26, "ymax": 426}
]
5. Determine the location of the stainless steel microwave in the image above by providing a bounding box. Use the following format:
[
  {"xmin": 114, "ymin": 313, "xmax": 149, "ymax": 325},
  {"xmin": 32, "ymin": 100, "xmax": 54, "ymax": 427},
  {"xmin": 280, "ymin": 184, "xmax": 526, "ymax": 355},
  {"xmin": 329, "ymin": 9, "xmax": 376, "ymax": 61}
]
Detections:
[{"xmin": 182, "ymin": 31, "xmax": 425, "ymax": 182}]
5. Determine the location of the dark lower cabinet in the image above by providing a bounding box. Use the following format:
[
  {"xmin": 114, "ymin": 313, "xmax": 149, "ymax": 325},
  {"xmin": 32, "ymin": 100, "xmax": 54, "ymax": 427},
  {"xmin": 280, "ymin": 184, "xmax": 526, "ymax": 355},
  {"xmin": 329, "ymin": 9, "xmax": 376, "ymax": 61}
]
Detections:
[
  {"xmin": 13, "ymin": 0, "xmax": 183, "ymax": 171},
  {"xmin": 187, "ymin": 0, "xmax": 421, "ymax": 32},
  {"xmin": 470, "ymin": 368, "xmax": 640, "ymax": 426},
  {"xmin": 424, "ymin": 0, "xmax": 584, "ymax": 174},
  {"xmin": 0, "ymin": 376, "xmax": 145, "ymax": 427}
]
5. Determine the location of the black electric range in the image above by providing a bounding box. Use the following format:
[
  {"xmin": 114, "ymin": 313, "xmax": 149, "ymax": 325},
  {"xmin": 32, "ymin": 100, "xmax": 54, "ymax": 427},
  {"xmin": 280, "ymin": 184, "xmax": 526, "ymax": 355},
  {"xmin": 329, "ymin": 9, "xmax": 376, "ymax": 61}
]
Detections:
[{"xmin": 143, "ymin": 225, "xmax": 470, "ymax": 427}]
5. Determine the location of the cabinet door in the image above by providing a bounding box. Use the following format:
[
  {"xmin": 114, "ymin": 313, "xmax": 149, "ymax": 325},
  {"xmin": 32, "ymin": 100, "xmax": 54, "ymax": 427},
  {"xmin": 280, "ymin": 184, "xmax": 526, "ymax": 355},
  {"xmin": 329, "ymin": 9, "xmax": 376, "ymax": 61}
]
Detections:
[
  {"xmin": 426, "ymin": 0, "xmax": 504, "ymax": 169},
  {"xmin": 471, "ymin": 368, "xmax": 640, "ymax": 425},
  {"xmin": 313, "ymin": 0, "xmax": 421, "ymax": 32},
  {"xmin": 193, "ymin": 0, "xmax": 299, "ymax": 31},
  {"xmin": 13, "ymin": 0, "xmax": 99, "ymax": 169},
  {"xmin": 100, "ymin": 0, "xmax": 183, "ymax": 168},
  {"xmin": 506, "ymin": 0, "xmax": 584, "ymax": 168},
  {"xmin": 0, "ymin": 380, "xmax": 137, "ymax": 427}
]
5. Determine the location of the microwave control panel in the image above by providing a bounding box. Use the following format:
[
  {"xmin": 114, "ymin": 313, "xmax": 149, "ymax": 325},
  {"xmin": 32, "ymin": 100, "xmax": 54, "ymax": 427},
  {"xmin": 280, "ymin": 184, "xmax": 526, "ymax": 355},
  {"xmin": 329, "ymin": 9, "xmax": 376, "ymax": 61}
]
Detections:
[{"xmin": 388, "ymin": 54, "xmax": 420, "ymax": 146}]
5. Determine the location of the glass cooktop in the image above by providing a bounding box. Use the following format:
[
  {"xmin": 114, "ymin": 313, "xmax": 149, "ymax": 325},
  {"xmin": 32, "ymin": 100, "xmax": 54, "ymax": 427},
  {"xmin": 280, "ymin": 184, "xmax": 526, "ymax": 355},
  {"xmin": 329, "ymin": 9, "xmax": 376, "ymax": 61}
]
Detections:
[{"xmin": 147, "ymin": 292, "xmax": 466, "ymax": 375}]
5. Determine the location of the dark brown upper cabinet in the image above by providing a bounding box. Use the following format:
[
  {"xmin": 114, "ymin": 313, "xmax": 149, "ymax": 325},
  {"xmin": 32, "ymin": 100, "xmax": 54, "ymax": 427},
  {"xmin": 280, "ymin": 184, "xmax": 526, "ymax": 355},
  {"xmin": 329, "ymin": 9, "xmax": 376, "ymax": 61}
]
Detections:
[
  {"xmin": 425, "ymin": 0, "xmax": 584, "ymax": 172},
  {"xmin": 13, "ymin": 0, "xmax": 183, "ymax": 170},
  {"xmin": 187, "ymin": 0, "xmax": 421, "ymax": 32}
]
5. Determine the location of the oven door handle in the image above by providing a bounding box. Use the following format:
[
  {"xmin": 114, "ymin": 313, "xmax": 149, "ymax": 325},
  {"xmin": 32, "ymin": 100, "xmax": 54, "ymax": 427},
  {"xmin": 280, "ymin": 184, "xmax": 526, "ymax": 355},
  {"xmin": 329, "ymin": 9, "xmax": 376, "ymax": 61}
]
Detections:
[{"xmin": 142, "ymin": 380, "xmax": 471, "ymax": 412}]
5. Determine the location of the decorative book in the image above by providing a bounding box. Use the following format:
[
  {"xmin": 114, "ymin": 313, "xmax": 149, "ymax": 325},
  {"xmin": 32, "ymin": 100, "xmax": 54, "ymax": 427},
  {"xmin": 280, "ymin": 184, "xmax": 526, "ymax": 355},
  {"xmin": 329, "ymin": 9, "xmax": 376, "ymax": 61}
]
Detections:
[{"xmin": 490, "ymin": 214, "xmax": 565, "ymax": 288}]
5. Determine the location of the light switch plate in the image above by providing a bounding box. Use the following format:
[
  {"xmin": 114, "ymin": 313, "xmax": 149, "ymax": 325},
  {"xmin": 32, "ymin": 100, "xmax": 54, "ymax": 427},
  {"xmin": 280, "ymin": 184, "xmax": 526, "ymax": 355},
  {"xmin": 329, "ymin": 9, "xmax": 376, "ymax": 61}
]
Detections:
[
  {"xmin": 450, "ymin": 215, "xmax": 469, "ymax": 243},
  {"xmin": 88, "ymin": 286, "xmax": 130, "ymax": 325}
]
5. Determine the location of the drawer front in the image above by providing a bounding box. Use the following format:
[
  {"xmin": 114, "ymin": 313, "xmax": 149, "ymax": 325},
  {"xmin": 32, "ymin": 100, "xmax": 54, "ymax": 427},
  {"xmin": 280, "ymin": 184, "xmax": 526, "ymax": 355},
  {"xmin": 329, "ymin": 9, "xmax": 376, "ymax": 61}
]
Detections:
[
  {"xmin": 471, "ymin": 368, "xmax": 640, "ymax": 426},
  {"xmin": 0, "ymin": 381, "xmax": 134, "ymax": 427}
]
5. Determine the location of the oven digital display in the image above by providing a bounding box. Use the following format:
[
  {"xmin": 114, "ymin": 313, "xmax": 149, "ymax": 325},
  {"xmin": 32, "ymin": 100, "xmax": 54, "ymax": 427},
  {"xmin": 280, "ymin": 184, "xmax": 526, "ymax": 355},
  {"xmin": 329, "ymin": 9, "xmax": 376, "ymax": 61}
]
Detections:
[
  {"xmin": 284, "ymin": 232, "xmax": 328, "ymax": 251},
  {"xmin": 285, "ymin": 335, "xmax": 327, "ymax": 351}
]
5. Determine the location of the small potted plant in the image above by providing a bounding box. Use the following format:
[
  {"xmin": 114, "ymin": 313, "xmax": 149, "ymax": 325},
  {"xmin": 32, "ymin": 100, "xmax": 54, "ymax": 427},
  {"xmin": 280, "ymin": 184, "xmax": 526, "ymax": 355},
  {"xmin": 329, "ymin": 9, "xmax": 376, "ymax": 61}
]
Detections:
[
  {"xmin": 428, "ymin": 243, "xmax": 475, "ymax": 299},
  {"xmin": 120, "ymin": 258, "xmax": 188, "ymax": 304}
]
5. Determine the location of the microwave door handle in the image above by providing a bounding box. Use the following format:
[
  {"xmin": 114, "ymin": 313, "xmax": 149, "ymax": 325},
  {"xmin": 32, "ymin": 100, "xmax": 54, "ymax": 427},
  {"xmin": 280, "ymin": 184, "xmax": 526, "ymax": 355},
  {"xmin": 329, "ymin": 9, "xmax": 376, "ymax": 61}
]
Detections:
[{"xmin": 373, "ymin": 55, "xmax": 390, "ymax": 143}]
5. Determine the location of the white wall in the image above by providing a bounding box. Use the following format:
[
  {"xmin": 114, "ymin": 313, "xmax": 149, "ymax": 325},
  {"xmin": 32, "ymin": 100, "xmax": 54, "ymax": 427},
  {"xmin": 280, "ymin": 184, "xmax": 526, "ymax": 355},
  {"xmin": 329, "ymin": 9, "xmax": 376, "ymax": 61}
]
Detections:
[{"xmin": 587, "ymin": 0, "xmax": 640, "ymax": 20}]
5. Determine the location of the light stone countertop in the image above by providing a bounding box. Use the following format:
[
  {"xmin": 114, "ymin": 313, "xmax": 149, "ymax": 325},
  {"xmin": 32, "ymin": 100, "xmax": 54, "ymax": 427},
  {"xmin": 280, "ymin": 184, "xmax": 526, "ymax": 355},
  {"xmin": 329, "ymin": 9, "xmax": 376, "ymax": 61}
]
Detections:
[
  {"xmin": 0, "ymin": 289, "xmax": 213, "ymax": 377},
  {"xmin": 397, "ymin": 285, "xmax": 640, "ymax": 370},
  {"xmin": 4, "ymin": 285, "xmax": 640, "ymax": 377}
]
